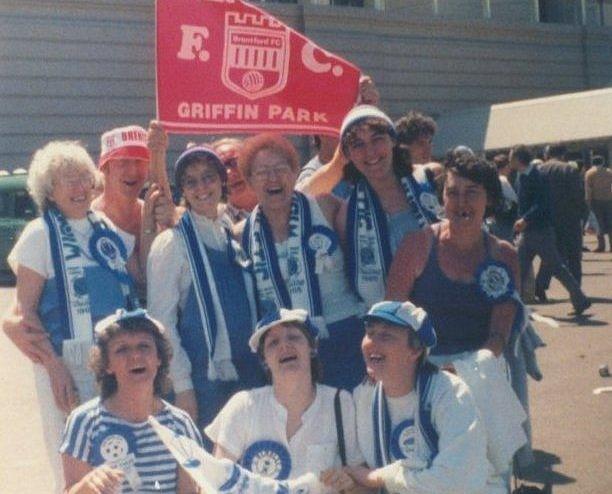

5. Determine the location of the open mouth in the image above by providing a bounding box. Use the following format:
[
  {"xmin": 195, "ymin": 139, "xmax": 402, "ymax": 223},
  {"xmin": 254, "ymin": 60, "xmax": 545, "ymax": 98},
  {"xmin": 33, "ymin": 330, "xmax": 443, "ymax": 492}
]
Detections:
[
  {"xmin": 123, "ymin": 180, "xmax": 139, "ymax": 187},
  {"xmin": 130, "ymin": 366, "xmax": 147, "ymax": 375},
  {"xmin": 266, "ymin": 187, "xmax": 283, "ymax": 196},
  {"xmin": 279, "ymin": 355, "xmax": 298, "ymax": 364}
]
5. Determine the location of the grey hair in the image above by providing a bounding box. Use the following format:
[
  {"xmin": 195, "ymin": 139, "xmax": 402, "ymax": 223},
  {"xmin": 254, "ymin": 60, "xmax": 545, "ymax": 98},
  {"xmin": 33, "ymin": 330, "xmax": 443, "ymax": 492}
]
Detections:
[{"xmin": 27, "ymin": 141, "xmax": 97, "ymax": 212}]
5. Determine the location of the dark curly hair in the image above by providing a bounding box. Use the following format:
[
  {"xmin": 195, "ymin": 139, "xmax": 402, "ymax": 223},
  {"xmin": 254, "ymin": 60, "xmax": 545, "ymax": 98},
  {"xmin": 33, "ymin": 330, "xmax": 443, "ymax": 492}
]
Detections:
[
  {"xmin": 340, "ymin": 118, "xmax": 412, "ymax": 184},
  {"xmin": 395, "ymin": 110, "xmax": 437, "ymax": 146},
  {"xmin": 256, "ymin": 322, "xmax": 323, "ymax": 384},
  {"xmin": 90, "ymin": 317, "xmax": 172, "ymax": 399},
  {"xmin": 444, "ymin": 154, "xmax": 503, "ymax": 217}
]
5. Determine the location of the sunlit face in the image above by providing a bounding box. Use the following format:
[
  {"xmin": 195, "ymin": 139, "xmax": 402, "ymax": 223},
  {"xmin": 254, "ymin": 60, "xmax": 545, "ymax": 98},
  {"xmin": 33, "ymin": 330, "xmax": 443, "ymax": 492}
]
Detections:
[
  {"xmin": 344, "ymin": 124, "xmax": 394, "ymax": 181},
  {"xmin": 181, "ymin": 161, "xmax": 223, "ymax": 218},
  {"xmin": 361, "ymin": 321, "xmax": 419, "ymax": 383},
  {"xmin": 103, "ymin": 158, "xmax": 148, "ymax": 200},
  {"xmin": 50, "ymin": 167, "xmax": 95, "ymax": 219},
  {"xmin": 407, "ymin": 134, "xmax": 433, "ymax": 164},
  {"xmin": 443, "ymin": 171, "xmax": 488, "ymax": 229},
  {"xmin": 105, "ymin": 331, "xmax": 161, "ymax": 389},
  {"xmin": 247, "ymin": 149, "xmax": 297, "ymax": 211},
  {"xmin": 262, "ymin": 324, "xmax": 312, "ymax": 381}
]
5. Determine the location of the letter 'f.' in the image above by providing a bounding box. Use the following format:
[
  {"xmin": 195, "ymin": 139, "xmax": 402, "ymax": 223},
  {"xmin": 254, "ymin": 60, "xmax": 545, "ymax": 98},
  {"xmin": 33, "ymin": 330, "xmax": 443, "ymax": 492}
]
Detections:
[{"xmin": 177, "ymin": 25, "xmax": 210, "ymax": 62}]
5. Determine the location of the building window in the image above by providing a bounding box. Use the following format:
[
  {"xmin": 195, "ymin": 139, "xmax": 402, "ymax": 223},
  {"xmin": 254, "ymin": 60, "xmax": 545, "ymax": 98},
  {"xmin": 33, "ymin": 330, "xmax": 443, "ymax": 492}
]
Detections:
[{"xmin": 538, "ymin": 0, "xmax": 581, "ymax": 24}]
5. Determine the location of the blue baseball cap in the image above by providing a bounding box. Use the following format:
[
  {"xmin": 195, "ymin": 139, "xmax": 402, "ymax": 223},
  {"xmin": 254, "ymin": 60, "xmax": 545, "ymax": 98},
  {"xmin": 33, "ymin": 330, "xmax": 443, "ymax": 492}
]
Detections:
[
  {"xmin": 362, "ymin": 301, "xmax": 437, "ymax": 349},
  {"xmin": 249, "ymin": 308, "xmax": 319, "ymax": 353},
  {"xmin": 174, "ymin": 145, "xmax": 227, "ymax": 185}
]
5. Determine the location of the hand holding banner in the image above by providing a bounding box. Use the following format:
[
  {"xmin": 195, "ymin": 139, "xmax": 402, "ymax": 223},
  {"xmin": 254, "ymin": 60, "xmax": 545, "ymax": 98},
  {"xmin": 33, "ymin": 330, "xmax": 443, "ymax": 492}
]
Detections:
[{"xmin": 156, "ymin": 0, "xmax": 361, "ymax": 136}]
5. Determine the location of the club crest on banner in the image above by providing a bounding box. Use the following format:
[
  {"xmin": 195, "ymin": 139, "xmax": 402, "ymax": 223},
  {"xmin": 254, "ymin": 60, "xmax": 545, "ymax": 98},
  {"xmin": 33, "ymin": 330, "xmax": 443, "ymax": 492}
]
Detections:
[{"xmin": 222, "ymin": 11, "xmax": 290, "ymax": 100}]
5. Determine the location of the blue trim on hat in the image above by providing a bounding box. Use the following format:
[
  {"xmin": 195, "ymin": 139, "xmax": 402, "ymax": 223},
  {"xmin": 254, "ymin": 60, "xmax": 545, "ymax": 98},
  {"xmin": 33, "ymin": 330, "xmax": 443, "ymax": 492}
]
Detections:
[{"xmin": 174, "ymin": 145, "xmax": 227, "ymax": 184}]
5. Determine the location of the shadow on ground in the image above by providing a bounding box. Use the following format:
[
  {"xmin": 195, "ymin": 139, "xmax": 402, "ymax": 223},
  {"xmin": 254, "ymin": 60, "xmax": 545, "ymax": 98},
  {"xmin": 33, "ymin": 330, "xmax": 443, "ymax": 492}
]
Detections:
[{"xmin": 516, "ymin": 449, "xmax": 575, "ymax": 488}]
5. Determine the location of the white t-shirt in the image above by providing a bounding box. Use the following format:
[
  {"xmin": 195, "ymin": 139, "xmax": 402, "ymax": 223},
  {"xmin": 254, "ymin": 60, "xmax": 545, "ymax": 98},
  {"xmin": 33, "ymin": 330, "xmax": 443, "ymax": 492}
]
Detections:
[
  {"xmin": 8, "ymin": 214, "xmax": 134, "ymax": 278},
  {"xmin": 353, "ymin": 372, "xmax": 494, "ymax": 494},
  {"xmin": 205, "ymin": 384, "xmax": 364, "ymax": 480}
]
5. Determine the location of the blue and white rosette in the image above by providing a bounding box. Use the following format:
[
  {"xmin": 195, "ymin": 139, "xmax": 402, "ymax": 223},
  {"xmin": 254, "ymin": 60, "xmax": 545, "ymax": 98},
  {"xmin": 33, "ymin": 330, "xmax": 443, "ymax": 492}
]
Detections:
[
  {"xmin": 390, "ymin": 419, "xmax": 417, "ymax": 460},
  {"xmin": 88, "ymin": 228, "xmax": 130, "ymax": 283},
  {"xmin": 241, "ymin": 440, "xmax": 292, "ymax": 480},
  {"xmin": 91, "ymin": 424, "xmax": 141, "ymax": 490},
  {"xmin": 307, "ymin": 225, "xmax": 338, "ymax": 274},
  {"xmin": 476, "ymin": 260, "xmax": 528, "ymax": 344},
  {"xmin": 476, "ymin": 260, "xmax": 514, "ymax": 303}
]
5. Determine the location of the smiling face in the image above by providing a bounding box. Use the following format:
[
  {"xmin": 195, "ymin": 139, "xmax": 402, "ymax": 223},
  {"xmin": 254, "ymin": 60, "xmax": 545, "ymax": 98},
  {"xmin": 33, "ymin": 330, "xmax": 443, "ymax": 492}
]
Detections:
[
  {"xmin": 103, "ymin": 158, "xmax": 148, "ymax": 200},
  {"xmin": 344, "ymin": 123, "xmax": 395, "ymax": 182},
  {"xmin": 443, "ymin": 171, "xmax": 488, "ymax": 230},
  {"xmin": 247, "ymin": 149, "xmax": 297, "ymax": 212},
  {"xmin": 361, "ymin": 320, "xmax": 420, "ymax": 384},
  {"xmin": 105, "ymin": 330, "xmax": 161, "ymax": 389},
  {"xmin": 50, "ymin": 166, "xmax": 95, "ymax": 219},
  {"xmin": 181, "ymin": 160, "xmax": 223, "ymax": 218},
  {"xmin": 262, "ymin": 323, "xmax": 312, "ymax": 382}
]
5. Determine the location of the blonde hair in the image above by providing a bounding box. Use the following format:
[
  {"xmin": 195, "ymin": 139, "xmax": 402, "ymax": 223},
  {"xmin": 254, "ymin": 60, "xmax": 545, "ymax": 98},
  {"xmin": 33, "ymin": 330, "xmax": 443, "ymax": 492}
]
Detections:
[{"xmin": 27, "ymin": 141, "xmax": 97, "ymax": 212}]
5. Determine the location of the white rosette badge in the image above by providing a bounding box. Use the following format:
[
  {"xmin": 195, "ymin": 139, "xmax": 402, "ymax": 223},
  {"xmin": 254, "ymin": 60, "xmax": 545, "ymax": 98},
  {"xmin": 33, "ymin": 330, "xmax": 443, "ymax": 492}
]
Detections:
[
  {"xmin": 307, "ymin": 226, "xmax": 338, "ymax": 275},
  {"xmin": 476, "ymin": 260, "xmax": 514, "ymax": 303}
]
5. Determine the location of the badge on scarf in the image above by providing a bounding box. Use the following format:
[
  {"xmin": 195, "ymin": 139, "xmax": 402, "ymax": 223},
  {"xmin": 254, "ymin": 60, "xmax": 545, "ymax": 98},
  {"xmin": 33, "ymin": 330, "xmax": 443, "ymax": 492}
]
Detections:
[
  {"xmin": 89, "ymin": 229, "xmax": 130, "ymax": 283},
  {"xmin": 307, "ymin": 225, "xmax": 337, "ymax": 274},
  {"xmin": 419, "ymin": 192, "xmax": 443, "ymax": 218},
  {"xmin": 476, "ymin": 260, "xmax": 514, "ymax": 302},
  {"xmin": 241, "ymin": 440, "xmax": 291, "ymax": 480},
  {"xmin": 390, "ymin": 419, "xmax": 416, "ymax": 460}
]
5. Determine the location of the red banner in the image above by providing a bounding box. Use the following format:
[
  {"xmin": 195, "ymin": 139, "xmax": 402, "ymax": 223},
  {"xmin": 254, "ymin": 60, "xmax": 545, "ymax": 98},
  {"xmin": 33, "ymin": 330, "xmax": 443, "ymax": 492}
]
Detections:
[{"xmin": 156, "ymin": 0, "xmax": 361, "ymax": 136}]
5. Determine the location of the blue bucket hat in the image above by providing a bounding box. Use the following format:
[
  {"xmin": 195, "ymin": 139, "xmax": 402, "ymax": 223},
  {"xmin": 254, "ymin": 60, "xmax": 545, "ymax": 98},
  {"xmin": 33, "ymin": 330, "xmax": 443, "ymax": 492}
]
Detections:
[
  {"xmin": 362, "ymin": 300, "xmax": 437, "ymax": 349},
  {"xmin": 249, "ymin": 308, "xmax": 319, "ymax": 353},
  {"xmin": 174, "ymin": 145, "xmax": 227, "ymax": 186}
]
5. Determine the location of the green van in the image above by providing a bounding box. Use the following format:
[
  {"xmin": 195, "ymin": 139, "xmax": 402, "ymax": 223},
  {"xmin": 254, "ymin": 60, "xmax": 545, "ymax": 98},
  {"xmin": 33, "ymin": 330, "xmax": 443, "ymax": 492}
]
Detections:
[{"xmin": 0, "ymin": 170, "xmax": 37, "ymax": 279}]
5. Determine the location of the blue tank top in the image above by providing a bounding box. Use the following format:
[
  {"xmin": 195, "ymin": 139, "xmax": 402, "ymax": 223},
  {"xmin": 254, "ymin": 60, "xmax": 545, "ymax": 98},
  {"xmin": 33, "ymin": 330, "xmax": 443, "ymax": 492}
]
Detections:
[{"xmin": 411, "ymin": 232, "xmax": 492, "ymax": 355}]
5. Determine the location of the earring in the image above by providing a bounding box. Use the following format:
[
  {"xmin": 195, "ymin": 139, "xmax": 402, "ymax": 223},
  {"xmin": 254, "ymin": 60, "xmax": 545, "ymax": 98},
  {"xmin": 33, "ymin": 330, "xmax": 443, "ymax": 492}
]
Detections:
[{"xmin": 310, "ymin": 349, "xmax": 318, "ymax": 358}]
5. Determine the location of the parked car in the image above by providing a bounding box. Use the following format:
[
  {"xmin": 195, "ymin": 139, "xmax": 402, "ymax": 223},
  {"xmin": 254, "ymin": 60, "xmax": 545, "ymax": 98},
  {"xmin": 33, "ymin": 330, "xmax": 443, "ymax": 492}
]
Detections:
[{"xmin": 0, "ymin": 170, "xmax": 36, "ymax": 280}]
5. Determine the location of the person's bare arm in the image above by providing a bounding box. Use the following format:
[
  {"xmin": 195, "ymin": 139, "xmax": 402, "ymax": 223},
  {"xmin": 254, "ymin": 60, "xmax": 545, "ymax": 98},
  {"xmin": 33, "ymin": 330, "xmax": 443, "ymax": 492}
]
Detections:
[
  {"xmin": 298, "ymin": 146, "xmax": 347, "ymax": 196},
  {"xmin": 385, "ymin": 229, "xmax": 433, "ymax": 301},
  {"xmin": 62, "ymin": 454, "xmax": 123, "ymax": 494},
  {"xmin": 484, "ymin": 238, "xmax": 520, "ymax": 356}
]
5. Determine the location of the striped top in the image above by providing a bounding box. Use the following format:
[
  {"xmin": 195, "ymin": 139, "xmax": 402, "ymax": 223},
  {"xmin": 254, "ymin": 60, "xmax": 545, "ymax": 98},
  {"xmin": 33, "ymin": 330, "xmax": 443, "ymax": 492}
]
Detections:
[{"xmin": 60, "ymin": 398, "xmax": 202, "ymax": 493}]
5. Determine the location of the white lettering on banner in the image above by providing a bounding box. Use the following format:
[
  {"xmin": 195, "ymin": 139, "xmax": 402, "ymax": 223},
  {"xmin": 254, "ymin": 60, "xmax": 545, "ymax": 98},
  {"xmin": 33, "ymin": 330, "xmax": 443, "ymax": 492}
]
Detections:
[
  {"xmin": 177, "ymin": 25, "xmax": 210, "ymax": 62},
  {"xmin": 178, "ymin": 102, "xmax": 259, "ymax": 120},
  {"xmin": 268, "ymin": 105, "xmax": 328, "ymax": 123}
]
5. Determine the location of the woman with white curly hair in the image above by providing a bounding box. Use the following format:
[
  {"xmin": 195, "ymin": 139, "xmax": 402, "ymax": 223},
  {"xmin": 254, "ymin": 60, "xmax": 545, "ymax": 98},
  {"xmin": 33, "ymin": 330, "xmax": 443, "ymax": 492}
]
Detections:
[{"xmin": 2, "ymin": 140, "xmax": 143, "ymax": 492}]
